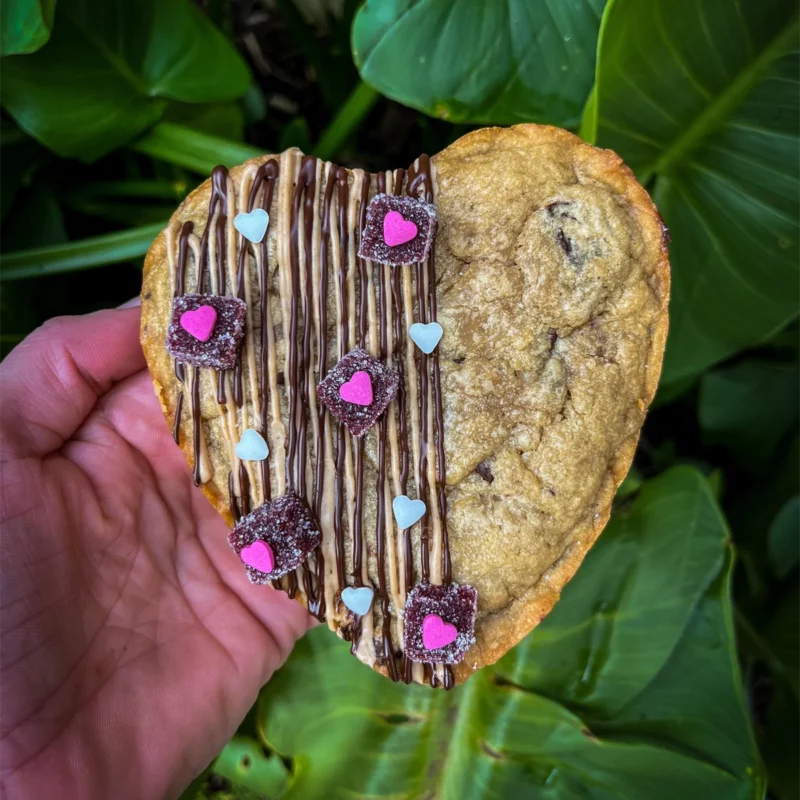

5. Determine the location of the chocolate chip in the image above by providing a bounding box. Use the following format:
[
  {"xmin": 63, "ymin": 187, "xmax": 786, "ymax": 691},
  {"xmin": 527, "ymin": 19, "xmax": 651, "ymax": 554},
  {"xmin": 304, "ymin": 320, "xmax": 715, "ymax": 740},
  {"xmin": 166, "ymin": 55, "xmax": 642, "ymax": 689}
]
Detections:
[
  {"xmin": 475, "ymin": 461, "xmax": 494, "ymax": 484},
  {"xmin": 316, "ymin": 347, "xmax": 399, "ymax": 437},
  {"xmin": 546, "ymin": 201, "xmax": 576, "ymax": 221},
  {"xmin": 556, "ymin": 229, "xmax": 573, "ymax": 257}
]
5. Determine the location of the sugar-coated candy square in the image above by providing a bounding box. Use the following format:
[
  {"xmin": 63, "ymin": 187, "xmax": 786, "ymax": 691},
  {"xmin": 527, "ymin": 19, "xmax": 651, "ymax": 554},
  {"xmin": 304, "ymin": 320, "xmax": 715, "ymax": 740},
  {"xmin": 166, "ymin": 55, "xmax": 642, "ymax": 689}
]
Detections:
[
  {"xmin": 357, "ymin": 194, "xmax": 437, "ymax": 265},
  {"xmin": 228, "ymin": 492, "xmax": 321, "ymax": 584},
  {"xmin": 316, "ymin": 348, "xmax": 399, "ymax": 437},
  {"xmin": 166, "ymin": 293, "xmax": 246, "ymax": 370},
  {"xmin": 403, "ymin": 582, "xmax": 478, "ymax": 664}
]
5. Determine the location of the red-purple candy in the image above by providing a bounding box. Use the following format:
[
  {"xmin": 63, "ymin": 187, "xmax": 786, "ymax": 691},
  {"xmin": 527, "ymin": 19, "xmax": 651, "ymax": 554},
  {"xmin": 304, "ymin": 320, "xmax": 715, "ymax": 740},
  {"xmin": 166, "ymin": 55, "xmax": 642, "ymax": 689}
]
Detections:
[
  {"xmin": 316, "ymin": 348, "xmax": 399, "ymax": 437},
  {"xmin": 167, "ymin": 293, "xmax": 246, "ymax": 370},
  {"xmin": 403, "ymin": 582, "xmax": 478, "ymax": 664},
  {"xmin": 228, "ymin": 492, "xmax": 321, "ymax": 584},
  {"xmin": 357, "ymin": 194, "xmax": 437, "ymax": 265}
]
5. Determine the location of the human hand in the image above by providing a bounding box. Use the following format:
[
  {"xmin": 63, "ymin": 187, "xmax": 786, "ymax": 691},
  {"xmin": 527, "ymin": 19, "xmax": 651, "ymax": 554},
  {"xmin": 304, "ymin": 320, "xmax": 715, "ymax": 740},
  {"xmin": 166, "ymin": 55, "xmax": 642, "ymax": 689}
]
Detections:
[{"xmin": 0, "ymin": 304, "xmax": 312, "ymax": 799}]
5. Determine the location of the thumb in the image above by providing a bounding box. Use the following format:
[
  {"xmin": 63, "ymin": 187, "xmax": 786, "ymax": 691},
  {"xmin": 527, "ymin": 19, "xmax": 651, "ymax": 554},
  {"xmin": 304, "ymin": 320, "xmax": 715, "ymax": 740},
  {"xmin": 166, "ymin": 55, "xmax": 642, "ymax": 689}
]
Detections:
[{"xmin": 0, "ymin": 306, "xmax": 146, "ymax": 460}]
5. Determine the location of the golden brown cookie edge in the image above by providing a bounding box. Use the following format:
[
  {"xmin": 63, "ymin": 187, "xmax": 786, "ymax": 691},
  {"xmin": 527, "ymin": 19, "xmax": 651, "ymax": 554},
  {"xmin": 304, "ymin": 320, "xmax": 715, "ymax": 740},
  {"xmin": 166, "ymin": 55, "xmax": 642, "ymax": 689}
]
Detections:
[{"xmin": 139, "ymin": 126, "xmax": 671, "ymax": 685}]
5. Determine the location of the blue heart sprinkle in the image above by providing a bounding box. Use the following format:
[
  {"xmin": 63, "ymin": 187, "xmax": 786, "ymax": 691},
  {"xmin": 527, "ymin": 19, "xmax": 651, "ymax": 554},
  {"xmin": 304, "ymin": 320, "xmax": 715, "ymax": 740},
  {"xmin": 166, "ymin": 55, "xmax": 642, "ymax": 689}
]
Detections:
[
  {"xmin": 341, "ymin": 586, "xmax": 374, "ymax": 616},
  {"xmin": 235, "ymin": 428, "xmax": 269, "ymax": 461},
  {"xmin": 392, "ymin": 495, "xmax": 426, "ymax": 529},
  {"xmin": 234, "ymin": 209, "xmax": 270, "ymax": 243},
  {"xmin": 409, "ymin": 322, "xmax": 443, "ymax": 354}
]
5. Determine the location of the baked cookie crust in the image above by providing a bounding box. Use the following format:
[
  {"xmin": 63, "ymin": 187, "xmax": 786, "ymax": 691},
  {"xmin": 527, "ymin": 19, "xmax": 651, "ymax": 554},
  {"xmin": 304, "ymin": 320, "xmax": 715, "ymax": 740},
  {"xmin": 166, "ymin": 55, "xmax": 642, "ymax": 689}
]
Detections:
[{"xmin": 140, "ymin": 124, "xmax": 670, "ymax": 685}]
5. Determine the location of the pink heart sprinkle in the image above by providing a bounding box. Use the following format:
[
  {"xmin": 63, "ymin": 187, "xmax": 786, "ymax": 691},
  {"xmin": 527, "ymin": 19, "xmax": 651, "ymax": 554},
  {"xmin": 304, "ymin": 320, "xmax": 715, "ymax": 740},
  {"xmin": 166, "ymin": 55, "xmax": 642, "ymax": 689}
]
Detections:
[
  {"xmin": 383, "ymin": 210, "xmax": 418, "ymax": 247},
  {"xmin": 339, "ymin": 370, "xmax": 373, "ymax": 406},
  {"xmin": 422, "ymin": 614, "xmax": 458, "ymax": 651},
  {"xmin": 180, "ymin": 305, "xmax": 217, "ymax": 342},
  {"xmin": 240, "ymin": 540, "xmax": 275, "ymax": 573}
]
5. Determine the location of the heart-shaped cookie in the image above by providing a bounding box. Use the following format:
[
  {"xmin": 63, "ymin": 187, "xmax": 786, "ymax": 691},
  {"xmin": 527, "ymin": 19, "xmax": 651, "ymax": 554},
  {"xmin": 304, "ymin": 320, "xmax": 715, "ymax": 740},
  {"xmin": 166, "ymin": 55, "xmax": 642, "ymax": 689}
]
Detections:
[{"xmin": 140, "ymin": 124, "xmax": 669, "ymax": 687}]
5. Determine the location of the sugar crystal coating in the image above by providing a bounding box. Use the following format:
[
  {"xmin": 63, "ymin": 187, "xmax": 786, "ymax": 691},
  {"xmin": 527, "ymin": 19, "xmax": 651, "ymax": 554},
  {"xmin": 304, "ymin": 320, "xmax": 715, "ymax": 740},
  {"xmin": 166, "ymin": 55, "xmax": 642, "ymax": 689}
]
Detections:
[
  {"xmin": 403, "ymin": 582, "xmax": 478, "ymax": 664},
  {"xmin": 316, "ymin": 348, "xmax": 399, "ymax": 437},
  {"xmin": 167, "ymin": 293, "xmax": 246, "ymax": 370},
  {"xmin": 358, "ymin": 194, "xmax": 437, "ymax": 265},
  {"xmin": 228, "ymin": 492, "xmax": 321, "ymax": 584}
]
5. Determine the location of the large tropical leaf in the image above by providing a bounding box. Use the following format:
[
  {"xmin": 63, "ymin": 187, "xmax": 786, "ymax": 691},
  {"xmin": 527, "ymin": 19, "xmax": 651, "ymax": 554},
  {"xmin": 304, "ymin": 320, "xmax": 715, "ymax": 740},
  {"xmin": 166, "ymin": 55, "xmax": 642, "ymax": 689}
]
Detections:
[
  {"xmin": 352, "ymin": 0, "xmax": 606, "ymax": 128},
  {"xmin": 255, "ymin": 467, "xmax": 762, "ymax": 799},
  {"xmin": 0, "ymin": 0, "xmax": 57, "ymax": 56},
  {"xmin": 585, "ymin": 0, "xmax": 799, "ymax": 384},
  {"xmin": 0, "ymin": 222, "xmax": 164, "ymax": 280},
  {"xmin": 699, "ymin": 359, "xmax": 799, "ymax": 474},
  {"xmin": 0, "ymin": 0, "xmax": 250, "ymax": 160}
]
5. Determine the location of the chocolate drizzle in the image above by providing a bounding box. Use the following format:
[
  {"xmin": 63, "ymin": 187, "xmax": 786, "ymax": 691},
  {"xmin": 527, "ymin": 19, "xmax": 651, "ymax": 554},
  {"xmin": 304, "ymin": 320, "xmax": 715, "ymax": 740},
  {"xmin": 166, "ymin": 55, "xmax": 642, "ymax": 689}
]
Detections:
[
  {"xmin": 376, "ymin": 201, "xmax": 398, "ymax": 681},
  {"xmin": 407, "ymin": 155, "xmax": 454, "ymax": 689},
  {"xmin": 352, "ymin": 174, "xmax": 371, "ymax": 593},
  {"xmin": 333, "ymin": 169, "xmax": 350, "ymax": 594},
  {"xmin": 172, "ymin": 221, "xmax": 194, "ymax": 443},
  {"xmin": 189, "ymin": 167, "xmax": 228, "ymax": 488},
  {"xmin": 288, "ymin": 156, "xmax": 319, "ymax": 613},
  {"xmin": 407, "ymin": 160, "xmax": 432, "ymax": 585},
  {"xmin": 169, "ymin": 152, "xmax": 458, "ymax": 685},
  {"xmin": 197, "ymin": 166, "xmax": 229, "ymax": 295},
  {"xmin": 253, "ymin": 160, "xmax": 279, "ymax": 502},
  {"xmin": 172, "ymin": 391, "xmax": 184, "ymax": 444}
]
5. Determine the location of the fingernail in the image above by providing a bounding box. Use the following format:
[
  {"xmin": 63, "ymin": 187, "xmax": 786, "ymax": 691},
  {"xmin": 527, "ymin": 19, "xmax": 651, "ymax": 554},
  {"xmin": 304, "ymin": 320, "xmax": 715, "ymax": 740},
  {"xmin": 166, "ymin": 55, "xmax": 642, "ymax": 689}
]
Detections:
[{"xmin": 118, "ymin": 297, "xmax": 142, "ymax": 309}]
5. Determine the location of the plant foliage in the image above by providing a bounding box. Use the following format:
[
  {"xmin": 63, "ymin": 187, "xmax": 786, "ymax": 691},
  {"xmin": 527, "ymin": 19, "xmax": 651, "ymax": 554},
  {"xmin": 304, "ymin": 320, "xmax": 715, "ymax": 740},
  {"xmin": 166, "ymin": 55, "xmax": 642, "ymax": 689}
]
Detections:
[{"xmin": 0, "ymin": 1, "xmax": 797, "ymax": 798}]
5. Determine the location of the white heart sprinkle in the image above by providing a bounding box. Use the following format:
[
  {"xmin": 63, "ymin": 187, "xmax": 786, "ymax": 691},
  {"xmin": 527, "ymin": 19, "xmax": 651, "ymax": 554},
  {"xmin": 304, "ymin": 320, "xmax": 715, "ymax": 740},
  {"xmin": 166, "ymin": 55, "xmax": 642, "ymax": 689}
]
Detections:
[
  {"xmin": 341, "ymin": 586, "xmax": 374, "ymax": 616},
  {"xmin": 409, "ymin": 321, "xmax": 443, "ymax": 354},
  {"xmin": 392, "ymin": 495, "xmax": 426, "ymax": 529},
  {"xmin": 235, "ymin": 428, "xmax": 269, "ymax": 461},
  {"xmin": 234, "ymin": 209, "xmax": 270, "ymax": 243}
]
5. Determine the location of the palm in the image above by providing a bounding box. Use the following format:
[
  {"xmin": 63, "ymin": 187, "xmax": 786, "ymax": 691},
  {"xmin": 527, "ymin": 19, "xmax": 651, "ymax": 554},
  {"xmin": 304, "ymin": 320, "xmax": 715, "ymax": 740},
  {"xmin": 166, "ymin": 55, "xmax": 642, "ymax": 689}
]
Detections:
[{"xmin": 0, "ymin": 310, "xmax": 310, "ymax": 799}]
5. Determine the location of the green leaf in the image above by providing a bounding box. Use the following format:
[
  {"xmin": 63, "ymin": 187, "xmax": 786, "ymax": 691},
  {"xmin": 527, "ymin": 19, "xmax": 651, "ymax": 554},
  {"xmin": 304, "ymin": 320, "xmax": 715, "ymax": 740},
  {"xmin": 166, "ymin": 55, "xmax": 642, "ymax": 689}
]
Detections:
[
  {"xmin": 765, "ymin": 583, "xmax": 800, "ymax": 700},
  {"xmin": 276, "ymin": 0, "xmax": 358, "ymax": 111},
  {"xmin": 761, "ymin": 677, "xmax": 799, "ymax": 800},
  {"xmin": 352, "ymin": 0, "xmax": 607, "ymax": 128},
  {"xmin": 0, "ymin": 127, "xmax": 43, "ymax": 221},
  {"xmin": 0, "ymin": 222, "xmax": 164, "ymax": 280},
  {"xmin": 164, "ymin": 101, "xmax": 246, "ymax": 142},
  {"xmin": 1, "ymin": 0, "xmax": 56, "ymax": 55},
  {"xmin": 498, "ymin": 467, "xmax": 728, "ymax": 715},
  {"xmin": 768, "ymin": 496, "xmax": 800, "ymax": 581},
  {"xmin": 699, "ymin": 360, "xmax": 800, "ymax": 474},
  {"xmin": 131, "ymin": 123, "xmax": 262, "ymax": 175},
  {"xmin": 314, "ymin": 81, "xmax": 379, "ymax": 161},
  {"xmin": 211, "ymin": 736, "xmax": 288, "ymax": 797},
  {"xmin": 1, "ymin": 0, "xmax": 251, "ymax": 160},
  {"xmin": 278, "ymin": 117, "xmax": 313, "ymax": 155},
  {"xmin": 65, "ymin": 179, "xmax": 189, "ymax": 203},
  {"xmin": 589, "ymin": 0, "xmax": 800, "ymax": 384},
  {"xmin": 257, "ymin": 467, "xmax": 761, "ymax": 798},
  {"xmin": 0, "ymin": 181, "xmax": 66, "ymax": 252}
]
